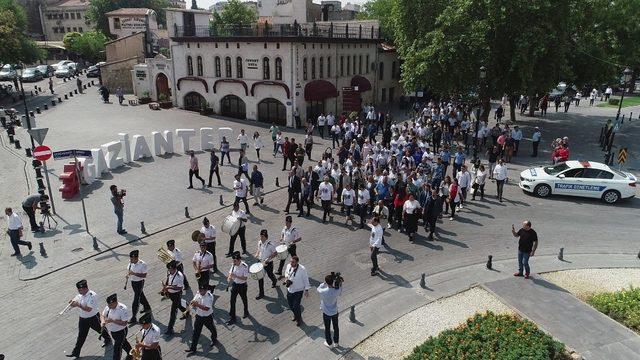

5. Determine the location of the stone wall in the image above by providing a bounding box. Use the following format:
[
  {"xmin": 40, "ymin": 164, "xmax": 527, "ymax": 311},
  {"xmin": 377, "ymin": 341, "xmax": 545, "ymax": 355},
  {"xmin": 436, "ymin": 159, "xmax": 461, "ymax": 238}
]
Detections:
[{"xmin": 102, "ymin": 57, "xmax": 140, "ymax": 93}]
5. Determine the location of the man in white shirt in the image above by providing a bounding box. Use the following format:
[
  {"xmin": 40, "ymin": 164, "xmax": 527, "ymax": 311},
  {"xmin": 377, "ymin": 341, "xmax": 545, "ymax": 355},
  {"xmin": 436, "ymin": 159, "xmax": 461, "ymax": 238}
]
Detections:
[
  {"xmin": 233, "ymin": 173, "xmax": 251, "ymax": 214},
  {"xmin": 331, "ymin": 123, "xmax": 342, "ymax": 149},
  {"xmin": 227, "ymin": 251, "xmax": 250, "ymax": 324},
  {"xmin": 493, "ymin": 159, "xmax": 508, "ymax": 202},
  {"xmin": 193, "ymin": 241, "xmax": 215, "ymax": 292},
  {"xmin": 4, "ymin": 207, "xmax": 32, "ymax": 256},
  {"xmin": 227, "ymin": 203, "xmax": 248, "ymax": 256},
  {"xmin": 317, "ymin": 176, "xmax": 334, "ymax": 223},
  {"xmin": 277, "ymin": 215, "xmax": 302, "ymax": 275},
  {"xmin": 101, "ymin": 293, "xmax": 131, "ymax": 360},
  {"xmin": 200, "ymin": 217, "xmax": 217, "ymax": 272},
  {"xmin": 136, "ymin": 313, "xmax": 161, "ymax": 359},
  {"xmin": 284, "ymin": 255, "xmax": 310, "ymax": 326},
  {"xmin": 317, "ymin": 113, "xmax": 326, "ymax": 139},
  {"xmin": 237, "ymin": 129, "xmax": 248, "ymax": 153},
  {"xmin": 531, "ymin": 127, "xmax": 541, "ymax": 157},
  {"xmin": 255, "ymin": 229, "xmax": 278, "ymax": 299},
  {"xmin": 164, "ymin": 260, "xmax": 186, "ymax": 335},
  {"xmin": 66, "ymin": 280, "xmax": 110, "ymax": 358},
  {"xmin": 605, "ymin": 86, "xmax": 612, "ymax": 101},
  {"xmin": 341, "ymin": 183, "xmax": 356, "ymax": 224},
  {"xmin": 126, "ymin": 250, "xmax": 150, "ymax": 324},
  {"xmin": 511, "ymin": 126, "xmax": 523, "ymax": 156},
  {"xmin": 456, "ymin": 165, "xmax": 472, "ymax": 209},
  {"xmin": 185, "ymin": 283, "xmax": 217, "ymax": 354},
  {"xmin": 166, "ymin": 239, "xmax": 190, "ymax": 290},
  {"xmin": 368, "ymin": 217, "xmax": 383, "ymax": 276},
  {"xmin": 357, "ymin": 183, "xmax": 370, "ymax": 229}
]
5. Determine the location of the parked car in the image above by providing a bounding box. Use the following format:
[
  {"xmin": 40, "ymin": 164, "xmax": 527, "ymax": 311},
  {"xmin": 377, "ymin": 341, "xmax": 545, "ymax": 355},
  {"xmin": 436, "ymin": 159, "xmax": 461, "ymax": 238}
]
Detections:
[
  {"xmin": 86, "ymin": 65, "xmax": 100, "ymax": 78},
  {"xmin": 51, "ymin": 60, "xmax": 73, "ymax": 70},
  {"xmin": 36, "ymin": 65, "xmax": 55, "ymax": 77},
  {"xmin": 54, "ymin": 65, "xmax": 76, "ymax": 78},
  {"xmin": 0, "ymin": 64, "xmax": 17, "ymax": 81},
  {"xmin": 21, "ymin": 68, "xmax": 44, "ymax": 82}
]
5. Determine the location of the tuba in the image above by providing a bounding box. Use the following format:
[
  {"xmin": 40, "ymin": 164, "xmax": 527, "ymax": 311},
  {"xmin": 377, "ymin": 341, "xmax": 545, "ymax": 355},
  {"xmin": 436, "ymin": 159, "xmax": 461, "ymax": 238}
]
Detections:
[
  {"xmin": 156, "ymin": 246, "xmax": 175, "ymax": 264},
  {"xmin": 191, "ymin": 230, "xmax": 204, "ymax": 242}
]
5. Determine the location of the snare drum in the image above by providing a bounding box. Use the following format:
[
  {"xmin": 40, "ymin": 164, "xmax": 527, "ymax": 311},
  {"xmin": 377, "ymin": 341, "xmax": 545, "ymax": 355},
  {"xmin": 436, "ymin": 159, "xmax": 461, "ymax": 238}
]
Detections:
[
  {"xmin": 276, "ymin": 245, "xmax": 289, "ymax": 261},
  {"xmin": 221, "ymin": 215, "xmax": 241, "ymax": 236},
  {"xmin": 249, "ymin": 263, "xmax": 265, "ymax": 280}
]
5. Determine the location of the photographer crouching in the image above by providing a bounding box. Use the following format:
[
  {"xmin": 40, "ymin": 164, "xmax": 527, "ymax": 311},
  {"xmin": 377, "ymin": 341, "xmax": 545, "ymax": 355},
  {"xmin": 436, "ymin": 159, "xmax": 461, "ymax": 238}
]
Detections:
[
  {"xmin": 110, "ymin": 185, "xmax": 127, "ymax": 235},
  {"xmin": 21, "ymin": 194, "xmax": 49, "ymax": 232},
  {"xmin": 317, "ymin": 272, "xmax": 343, "ymax": 348}
]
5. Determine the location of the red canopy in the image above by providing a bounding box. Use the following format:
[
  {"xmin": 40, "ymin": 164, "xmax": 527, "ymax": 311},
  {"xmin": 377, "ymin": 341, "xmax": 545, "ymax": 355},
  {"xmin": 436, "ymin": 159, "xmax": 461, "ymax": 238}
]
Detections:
[
  {"xmin": 350, "ymin": 75, "xmax": 372, "ymax": 92},
  {"xmin": 304, "ymin": 80, "xmax": 338, "ymax": 101}
]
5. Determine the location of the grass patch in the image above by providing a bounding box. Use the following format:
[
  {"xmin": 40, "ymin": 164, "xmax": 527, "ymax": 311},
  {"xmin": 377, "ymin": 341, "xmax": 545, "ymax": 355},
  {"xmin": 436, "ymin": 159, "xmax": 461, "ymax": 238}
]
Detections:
[
  {"xmin": 597, "ymin": 96, "xmax": 640, "ymax": 108},
  {"xmin": 405, "ymin": 312, "xmax": 569, "ymax": 360},
  {"xmin": 588, "ymin": 286, "xmax": 640, "ymax": 333}
]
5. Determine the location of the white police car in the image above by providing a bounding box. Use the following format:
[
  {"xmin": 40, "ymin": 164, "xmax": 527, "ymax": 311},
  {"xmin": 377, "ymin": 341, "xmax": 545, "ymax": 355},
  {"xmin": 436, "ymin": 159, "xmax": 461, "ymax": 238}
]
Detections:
[{"xmin": 519, "ymin": 160, "xmax": 637, "ymax": 204}]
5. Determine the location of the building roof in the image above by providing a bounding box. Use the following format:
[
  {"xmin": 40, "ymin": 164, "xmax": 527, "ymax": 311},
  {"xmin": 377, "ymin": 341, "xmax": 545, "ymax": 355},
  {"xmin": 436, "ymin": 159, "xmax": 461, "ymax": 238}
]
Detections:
[
  {"xmin": 36, "ymin": 41, "xmax": 66, "ymax": 50},
  {"xmin": 379, "ymin": 42, "xmax": 396, "ymax": 52},
  {"xmin": 105, "ymin": 8, "xmax": 153, "ymax": 16},
  {"xmin": 105, "ymin": 31, "xmax": 145, "ymax": 45},
  {"xmin": 166, "ymin": 8, "xmax": 212, "ymax": 14},
  {"xmin": 47, "ymin": 0, "xmax": 90, "ymax": 8}
]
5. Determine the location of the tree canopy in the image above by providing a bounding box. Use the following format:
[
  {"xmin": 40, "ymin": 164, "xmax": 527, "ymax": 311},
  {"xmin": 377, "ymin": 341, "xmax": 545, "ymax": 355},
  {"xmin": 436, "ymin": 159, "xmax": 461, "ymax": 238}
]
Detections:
[
  {"xmin": 64, "ymin": 31, "xmax": 108, "ymax": 62},
  {"xmin": 211, "ymin": 0, "xmax": 258, "ymax": 27},
  {"xmin": 0, "ymin": 0, "xmax": 44, "ymax": 64},
  {"xmin": 87, "ymin": 0, "xmax": 170, "ymax": 37},
  {"xmin": 356, "ymin": 0, "xmax": 395, "ymax": 42}
]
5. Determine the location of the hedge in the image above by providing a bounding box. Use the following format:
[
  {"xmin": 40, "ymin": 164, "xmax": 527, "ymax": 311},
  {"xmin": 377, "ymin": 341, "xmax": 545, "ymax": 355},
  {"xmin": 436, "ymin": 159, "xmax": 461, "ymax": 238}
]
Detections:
[{"xmin": 588, "ymin": 286, "xmax": 640, "ymax": 333}]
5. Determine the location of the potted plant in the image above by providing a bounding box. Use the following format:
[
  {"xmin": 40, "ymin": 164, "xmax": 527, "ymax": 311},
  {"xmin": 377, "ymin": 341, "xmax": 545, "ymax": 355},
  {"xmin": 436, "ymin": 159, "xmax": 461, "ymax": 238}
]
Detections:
[
  {"xmin": 199, "ymin": 100, "xmax": 214, "ymax": 115},
  {"xmin": 158, "ymin": 93, "xmax": 172, "ymax": 108},
  {"xmin": 138, "ymin": 90, "xmax": 152, "ymax": 104}
]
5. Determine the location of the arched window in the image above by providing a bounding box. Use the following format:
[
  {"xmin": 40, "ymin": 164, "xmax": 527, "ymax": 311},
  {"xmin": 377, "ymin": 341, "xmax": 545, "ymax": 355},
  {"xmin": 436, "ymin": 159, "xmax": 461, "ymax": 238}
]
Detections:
[
  {"xmin": 311, "ymin": 57, "xmax": 316, "ymax": 80},
  {"xmin": 379, "ymin": 62, "xmax": 384, "ymax": 80},
  {"xmin": 262, "ymin": 57, "xmax": 270, "ymax": 80},
  {"xmin": 327, "ymin": 56, "xmax": 331, "ymax": 78},
  {"xmin": 303, "ymin": 58, "xmax": 308, "ymax": 80},
  {"xmin": 225, "ymin": 56, "xmax": 232, "ymax": 78},
  {"xmin": 196, "ymin": 56, "xmax": 203, "ymax": 76},
  {"xmin": 391, "ymin": 61, "xmax": 397, "ymax": 79},
  {"xmin": 187, "ymin": 55, "xmax": 193, "ymax": 76},
  {"xmin": 358, "ymin": 55, "xmax": 362, "ymax": 75},
  {"xmin": 214, "ymin": 56, "xmax": 221, "ymax": 77},
  {"xmin": 236, "ymin": 56, "xmax": 243, "ymax": 78},
  {"xmin": 275, "ymin": 57, "xmax": 282, "ymax": 80},
  {"xmin": 319, "ymin": 57, "xmax": 324, "ymax": 78}
]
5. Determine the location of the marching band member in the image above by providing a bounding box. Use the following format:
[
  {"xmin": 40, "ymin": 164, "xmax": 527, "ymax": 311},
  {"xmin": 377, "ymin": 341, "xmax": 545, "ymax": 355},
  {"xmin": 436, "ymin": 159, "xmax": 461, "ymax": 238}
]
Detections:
[
  {"xmin": 185, "ymin": 283, "xmax": 217, "ymax": 354},
  {"xmin": 200, "ymin": 217, "xmax": 218, "ymax": 272},
  {"xmin": 255, "ymin": 229, "xmax": 278, "ymax": 300},
  {"xmin": 277, "ymin": 216, "xmax": 302, "ymax": 276},
  {"xmin": 227, "ymin": 251, "xmax": 250, "ymax": 325},
  {"xmin": 136, "ymin": 313, "xmax": 162, "ymax": 360},
  {"xmin": 65, "ymin": 280, "xmax": 110, "ymax": 358},
  {"xmin": 166, "ymin": 239, "xmax": 189, "ymax": 290},
  {"xmin": 102, "ymin": 293, "xmax": 132, "ymax": 360},
  {"xmin": 226, "ymin": 202, "xmax": 248, "ymax": 256},
  {"xmin": 127, "ymin": 250, "xmax": 151, "ymax": 324},
  {"xmin": 193, "ymin": 241, "xmax": 214, "ymax": 291},
  {"xmin": 284, "ymin": 256, "xmax": 310, "ymax": 326},
  {"xmin": 163, "ymin": 260, "xmax": 186, "ymax": 336}
]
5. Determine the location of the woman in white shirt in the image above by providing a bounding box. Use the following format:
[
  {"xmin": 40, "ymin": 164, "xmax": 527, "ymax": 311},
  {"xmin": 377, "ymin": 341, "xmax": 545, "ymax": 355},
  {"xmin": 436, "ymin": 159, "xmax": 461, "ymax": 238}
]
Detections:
[
  {"xmin": 253, "ymin": 132, "xmax": 264, "ymax": 161},
  {"xmin": 402, "ymin": 193, "xmax": 421, "ymax": 241},
  {"xmin": 492, "ymin": 159, "xmax": 508, "ymax": 202},
  {"xmin": 472, "ymin": 164, "xmax": 487, "ymax": 200},
  {"xmin": 439, "ymin": 176, "xmax": 451, "ymax": 216}
]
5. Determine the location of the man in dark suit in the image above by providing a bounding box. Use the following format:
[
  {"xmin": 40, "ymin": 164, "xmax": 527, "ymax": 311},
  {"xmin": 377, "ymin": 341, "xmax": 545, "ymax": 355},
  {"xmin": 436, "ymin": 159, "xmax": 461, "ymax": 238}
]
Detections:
[
  {"xmin": 424, "ymin": 189, "xmax": 443, "ymax": 240},
  {"xmin": 285, "ymin": 170, "xmax": 301, "ymax": 214}
]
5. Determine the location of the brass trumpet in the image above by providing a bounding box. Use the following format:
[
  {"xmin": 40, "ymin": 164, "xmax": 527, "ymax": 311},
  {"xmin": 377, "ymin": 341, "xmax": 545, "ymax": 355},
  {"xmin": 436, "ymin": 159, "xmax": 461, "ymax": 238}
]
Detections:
[
  {"xmin": 181, "ymin": 300, "xmax": 194, "ymax": 317},
  {"xmin": 156, "ymin": 246, "xmax": 174, "ymax": 264}
]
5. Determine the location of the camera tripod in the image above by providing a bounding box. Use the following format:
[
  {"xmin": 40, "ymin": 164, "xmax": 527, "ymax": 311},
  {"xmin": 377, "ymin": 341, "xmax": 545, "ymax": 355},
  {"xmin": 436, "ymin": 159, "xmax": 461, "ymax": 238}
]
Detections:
[{"xmin": 39, "ymin": 211, "xmax": 58, "ymax": 231}]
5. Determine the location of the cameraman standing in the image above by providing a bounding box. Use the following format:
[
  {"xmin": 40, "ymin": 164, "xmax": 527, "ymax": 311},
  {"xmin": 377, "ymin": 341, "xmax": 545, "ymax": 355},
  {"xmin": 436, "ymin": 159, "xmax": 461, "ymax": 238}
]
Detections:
[
  {"xmin": 21, "ymin": 193, "xmax": 48, "ymax": 232},
  {"xmin": 317, "ymin": 274, "xmax": 343, "ymax": 348},
  {"xmin": 110, "ymin": 185, "xmax": 126, "ymax": 235}
]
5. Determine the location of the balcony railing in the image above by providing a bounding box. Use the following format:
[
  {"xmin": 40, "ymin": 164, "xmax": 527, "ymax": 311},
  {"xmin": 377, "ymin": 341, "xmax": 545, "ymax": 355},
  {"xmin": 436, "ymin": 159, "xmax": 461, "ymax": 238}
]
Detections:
[{"xmin": 173, "ymin": 22, "xmax": 380, "ymax": 40}]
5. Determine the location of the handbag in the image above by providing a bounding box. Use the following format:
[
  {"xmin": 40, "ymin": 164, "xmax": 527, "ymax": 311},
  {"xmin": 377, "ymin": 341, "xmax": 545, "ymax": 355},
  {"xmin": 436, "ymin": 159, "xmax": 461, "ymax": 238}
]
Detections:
[{"xmin": 472, "ymin": 182, "xmax": 480, "ymax": 190}]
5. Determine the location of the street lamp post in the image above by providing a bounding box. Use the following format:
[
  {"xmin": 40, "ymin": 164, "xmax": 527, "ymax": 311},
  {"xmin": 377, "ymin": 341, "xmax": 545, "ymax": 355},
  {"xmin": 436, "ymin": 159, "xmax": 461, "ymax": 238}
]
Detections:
[
  {"xmin": 606, "ymin": 67, "xmax": 633, "ymax": 165},
  {"xmin": 615, "ymin": 67, "xmax": 633, "ymax": 122},
  {"xmin": 16, "ymin": 67, "xmax": 36, "ymax": 150},
  {"xmin": 473, "ymin": 66, "xmax": 486, "ymax": 163}
]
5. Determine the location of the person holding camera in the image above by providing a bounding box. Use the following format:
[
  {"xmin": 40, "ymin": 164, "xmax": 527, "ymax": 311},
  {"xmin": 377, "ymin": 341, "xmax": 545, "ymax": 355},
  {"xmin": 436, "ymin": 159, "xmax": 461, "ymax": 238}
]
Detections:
[
  {"xmin": 21, "ymin": 193, "xmax": 48, "ymax": 232},
  {"xmin": 317, "ymin": 273, "xmax": 343, "ymax": 348},
  {"xmin": 284, "ymin": 256, "xmax": 310, "ymax": 326},
  {"xmin": 110, "ymin": 185, "xmax": 126, "ymax": 235}
]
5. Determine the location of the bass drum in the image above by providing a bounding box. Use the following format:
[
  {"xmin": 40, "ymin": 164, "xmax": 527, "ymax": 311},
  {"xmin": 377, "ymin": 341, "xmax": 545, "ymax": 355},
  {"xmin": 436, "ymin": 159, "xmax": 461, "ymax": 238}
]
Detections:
[{"xmin": 221, "ymin": 215, "xmax": 241, "ymax": 236}]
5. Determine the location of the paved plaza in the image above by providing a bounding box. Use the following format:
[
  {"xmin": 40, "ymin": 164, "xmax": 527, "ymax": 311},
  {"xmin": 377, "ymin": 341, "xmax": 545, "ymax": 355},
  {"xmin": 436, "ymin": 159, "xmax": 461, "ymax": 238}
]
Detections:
[{"xmin": 1, "ymin": 90, "xmax": 639, "ymax": 359}]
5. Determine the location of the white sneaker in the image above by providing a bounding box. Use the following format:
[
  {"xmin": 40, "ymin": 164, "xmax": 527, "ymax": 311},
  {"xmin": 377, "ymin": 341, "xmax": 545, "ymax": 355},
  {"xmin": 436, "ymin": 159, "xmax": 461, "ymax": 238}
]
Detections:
[
  {"xmin": 334, "ymin": 342, "xmax": 340, "ymax": 348},
  {"xmin": 449, "ymin": 217, "xmax": 454, "ymax": 221},
  {"xmin": 459, "ymin": 204, "xmax": 463, "ymax": 209},
  {"xmin": 324, "ymin": 341, "xmax": 332, "ymax": 347}
]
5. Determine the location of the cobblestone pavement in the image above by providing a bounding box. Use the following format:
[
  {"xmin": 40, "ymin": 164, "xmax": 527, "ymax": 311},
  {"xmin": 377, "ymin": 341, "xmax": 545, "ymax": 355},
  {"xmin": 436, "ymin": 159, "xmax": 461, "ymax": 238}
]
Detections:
[{"xmin": 0, "ymin": 95, "xmax": 638, "ymax": 359}]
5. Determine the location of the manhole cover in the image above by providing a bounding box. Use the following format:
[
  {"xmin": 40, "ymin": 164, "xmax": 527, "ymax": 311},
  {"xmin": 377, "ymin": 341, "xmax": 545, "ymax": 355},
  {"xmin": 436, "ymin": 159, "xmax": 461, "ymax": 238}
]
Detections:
[{"xmin": 71, "ymin": 247, "xmax": 84, "ymax": 252}]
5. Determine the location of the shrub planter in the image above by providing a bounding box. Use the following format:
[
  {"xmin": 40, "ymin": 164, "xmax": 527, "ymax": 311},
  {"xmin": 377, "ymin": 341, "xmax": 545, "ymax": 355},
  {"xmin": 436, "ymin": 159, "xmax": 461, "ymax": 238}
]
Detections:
[
  {"xmin": 138, "ymin": 97, "xmax": 152, "ymax": 105},
  {"xmin": 159, "ymin": 101, "xmax": 173, "ymax": 109},
  {"xmin": 608, "ymin": 98, "xmax": 620, "ymax": 106},
  {"xmin": 200, "ymin": 107, "xmax": 214, "ymax": 116}
]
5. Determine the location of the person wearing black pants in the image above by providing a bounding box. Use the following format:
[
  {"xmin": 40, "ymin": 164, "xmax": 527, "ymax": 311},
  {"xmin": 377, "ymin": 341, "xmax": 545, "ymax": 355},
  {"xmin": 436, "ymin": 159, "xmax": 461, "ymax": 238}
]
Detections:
[
  {"xmin": 126, "ymin": 250, "xmax": 151, "ymax": 324},
  {"xmin": 227, "ymin": 252, "xmax": 250, "ymax": 325},
  {"xmin": 185, "ymin": 284, "xmax": 217, "ymax": 354},
  {"xmin": 101, "ymin": 293, "xmax": 134, "ymax": 360},
  {"xmin": 109, "ymin": 327, "xmax": 132, "ymax": 360},
  {"xmin": 188, "ymin": 151, "xmax": 206, "ymax": 189},
  {"xmin": 423, "ymin": 190, "xmax": 443, "ymax": 240},
  {"xmin": 66, "ymin": 280, "xmax": 111, "ymax": 358},
  {"xmin": 163, "ymin": 261, "xmax": 186, "ymax": 335},
  {"xmin": 299, "ymin": 178, "xmax": 313, "ymax": 217},
  {"xmin": 284, "ymin": 256, "xmax": 310, "ymax": 326},
  {"xmin": 317, "ymin": 177, "xmax": 334, "ymax": 223},
  {"xmin": 233, "ymin": 174, "xmax": 251, "ymax": 213},
  {"xmin": 317, "ymin": 274, "xmax": 342, "ymax": 347},
  {"xmin": 21, "ymin": 193, "xmax": 47, "ymax": 231},
  {"xmin": 193, "ymin": 242, "xmax": 215, "ymax": 292},
  {"xmin": 285, "ymin": 172, "xmax": 301, "ymax": 213},
  {"xmin": 368, "ymin": 218, "xmax": 383, "ymax": 275},
  {"xmin": 255, "ymin": 230, "xmax": 278, "ymax": 299},
  {"xmin": 5, "ymin": 207, "xmax": 32, "ymax": 256},
  {"xmin": 228, "ymin": 225, "xmax": 247, "ymax": 255},
  {"xmin": 208, "ymin": 149, "xmax": 221, "ymax": 187}
]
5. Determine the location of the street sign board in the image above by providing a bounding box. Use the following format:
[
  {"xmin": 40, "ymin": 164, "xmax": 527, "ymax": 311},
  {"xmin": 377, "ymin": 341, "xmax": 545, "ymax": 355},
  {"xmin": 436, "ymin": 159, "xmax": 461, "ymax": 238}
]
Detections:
[
  {"xmin": 33, "ymin": 145, "xmax": 52, "ymax": 161},
  {"xmin": 75, "ymin": 150, "xmax": 93, "ymax": 158},
  {"xmin": 618, "ymin": 148, "xmax": 628, "ymax": 165},
  {"xmin": 53, "ymin": 149, "xmax": 93, "ymax": 160},
  {"xmin": 27, "ymin": 127, "xmax": 49, "ymax": 145}
]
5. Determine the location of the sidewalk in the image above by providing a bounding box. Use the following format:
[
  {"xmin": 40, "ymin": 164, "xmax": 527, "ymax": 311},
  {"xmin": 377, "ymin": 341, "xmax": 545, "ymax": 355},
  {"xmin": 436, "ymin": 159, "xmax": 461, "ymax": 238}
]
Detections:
[{"xmin": 278, "ymin": 253, "xmax": 640, "ymax": 360}]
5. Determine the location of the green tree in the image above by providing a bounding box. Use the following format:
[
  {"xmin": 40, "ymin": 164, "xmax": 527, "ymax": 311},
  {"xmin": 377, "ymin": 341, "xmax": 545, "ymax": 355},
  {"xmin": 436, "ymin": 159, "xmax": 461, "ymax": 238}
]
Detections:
[
  {"xmin": 357, "ymin": 0, "xmax": 396, "ymax": 42},
  {"xmin": 88, "ymin": 0, "xmax": 170, "ymax": 37},
  {"xmin": 0, "ymin": 0, "xmax": 44, "ymax": 64},
  {"xmin": 71, "ymin": 31, "xmax": 108, "ymax": 62},
  {"xmin": 213, "ymin": 0, "xmax": 258, "ymax": 26},
  {"xmin": 63, "ymin": 32, "xmax": 82, "ymax": 50}
]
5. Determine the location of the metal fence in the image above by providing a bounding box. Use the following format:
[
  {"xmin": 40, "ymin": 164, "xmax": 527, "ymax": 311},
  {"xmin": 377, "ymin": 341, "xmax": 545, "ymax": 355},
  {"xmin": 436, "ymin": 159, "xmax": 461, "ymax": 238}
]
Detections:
[{"xmin": 173, "ymin": 22, "xmax": 380, "ymax": 39}]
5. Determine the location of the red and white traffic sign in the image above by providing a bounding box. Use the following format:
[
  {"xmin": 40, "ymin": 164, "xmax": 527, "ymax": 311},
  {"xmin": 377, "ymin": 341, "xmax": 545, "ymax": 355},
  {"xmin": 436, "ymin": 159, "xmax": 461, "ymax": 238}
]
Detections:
[{"xmin": 33, "ymin": 145, "xmax": 52, "ymax": 161}]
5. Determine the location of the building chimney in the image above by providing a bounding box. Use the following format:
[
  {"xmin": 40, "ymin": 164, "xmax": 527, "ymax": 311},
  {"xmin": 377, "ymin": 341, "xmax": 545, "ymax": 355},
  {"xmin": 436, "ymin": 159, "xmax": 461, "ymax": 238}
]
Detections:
[{"xmin": 191, "ymin": 0, "xmax": 197, "ymax": 9}]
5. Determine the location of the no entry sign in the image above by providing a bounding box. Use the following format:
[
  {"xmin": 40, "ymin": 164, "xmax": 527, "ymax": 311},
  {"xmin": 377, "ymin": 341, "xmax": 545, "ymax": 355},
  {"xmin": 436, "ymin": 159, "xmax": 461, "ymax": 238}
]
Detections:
[{"xmin": 33, "ymin": 145, "xmax": 52, "ymax": 161}]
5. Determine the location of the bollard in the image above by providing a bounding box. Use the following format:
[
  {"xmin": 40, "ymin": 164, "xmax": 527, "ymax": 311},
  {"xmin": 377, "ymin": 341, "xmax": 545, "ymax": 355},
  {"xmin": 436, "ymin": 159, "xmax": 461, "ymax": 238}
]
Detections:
[
  {"xmin": 74, "ymin": 89, "xmax": 78, "ymax": 94},
  {"xmin": 185, "ymin": 206, "xmax": 190, "ymax": 218},
  {"xmin": 63, "ymin": 78, "xmax": 67, "ymax": 82},
  {"xmin": 25, "ymin": 148, "xmax": 32, "ymax": 157},
  {"xmin": 275, "ymin": 177, "xmax": 280, "ymax": 187},
  {"xmin": 52, "ymin": 100, "xmax": 56, "ymax": 106},
  {"xmin": 44, "ymin": 104, "xmax": 48, "ymax": 110},
  {"xmin": 349, "ymin": 305, "xmax": 356, "ymax": 322},
  {"xmin": 14, "ymin": 140, "xmax": 21, "ymax": 149},
  {"xmin": 558, "ymin": 247, "xmax": 564, "ymax": 261},
  {"xmin": 36, "ymin": 178, "xmax": 45, "ymax": 189},
  {"xmin": 219, "ymin": 195, "xmax": 223, "ymax": 205},
  {"xmin": 64, "ymin": 94, "xmax": 68, "ymax": 100},
  {"xmin": 486, "ymin": 255, "xmax": 493, "ymax": 270},
  {"xmin": 36, "ymin": 107, "xmax": 40, "ymax": 114},
  {"xmin": 58, "ymin": 97, "xmax": 62, "ymax": 103},
  {"xmin": 69, "ymin": 91, "xmax": 73, "ymax": 97},
  {"xmin": 637, "ymin": 250, "xmax": 640, "ymax": 259},
  {"xmin": 140, "ymin": 221, "xmax": 147, "ymax": 234},
  {"xmin": 35, "ymin": 168, "xmax": 42, "ymax": 178},
  {"xmin": 420, "ymin": 273, "xmax": 426, "ymax": 288},
  {"xmin": 29, "ymin": 111, "xmax": 34, "ymax": 118},
  {"xmin": 34, "ymin": 90, "xmax": 38, "ymax": 95}
]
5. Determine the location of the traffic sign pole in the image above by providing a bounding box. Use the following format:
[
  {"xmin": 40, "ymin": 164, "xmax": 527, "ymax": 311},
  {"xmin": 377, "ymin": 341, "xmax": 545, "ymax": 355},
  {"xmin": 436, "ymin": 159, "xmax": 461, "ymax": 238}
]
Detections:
[
  {"xmin": 73, "ymin": 150, "xmax": 90, "ymax": 235},
  {"xmin": 42, "ymin": 161, "xmax": 56, "ymax": 214}
]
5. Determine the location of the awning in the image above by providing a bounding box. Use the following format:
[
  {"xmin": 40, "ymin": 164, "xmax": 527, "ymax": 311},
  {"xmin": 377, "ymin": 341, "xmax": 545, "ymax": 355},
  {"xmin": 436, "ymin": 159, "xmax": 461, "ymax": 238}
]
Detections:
[
  {"xmin": 350, "ymin": 75, "xmax": 372, "ymax": 92},
  {"xmin": 304, "ymin": 80, "xmax": 338, "ymax": 101}
]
